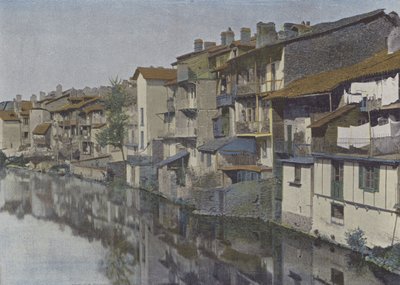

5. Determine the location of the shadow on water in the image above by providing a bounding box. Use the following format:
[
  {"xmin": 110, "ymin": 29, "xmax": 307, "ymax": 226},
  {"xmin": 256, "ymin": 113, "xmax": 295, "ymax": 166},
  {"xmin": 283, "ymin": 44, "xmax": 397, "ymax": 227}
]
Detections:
[{"xmin": 0, "ymin": 168, "xmax": 399, "ymax": 285}]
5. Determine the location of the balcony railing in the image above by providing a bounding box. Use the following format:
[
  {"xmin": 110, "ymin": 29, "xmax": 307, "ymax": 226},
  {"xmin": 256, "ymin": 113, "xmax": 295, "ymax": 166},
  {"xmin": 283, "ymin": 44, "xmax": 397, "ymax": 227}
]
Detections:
[
  {"xmin": 235, "ymin": 82, "xmax": 258, "ymax": 96},
  {"xmin": 312, "ymin": 136, "xmax": 400, "ymax": 157},
  {"xmin": 216, "ymin": 92, "xmax": 235, "ymax": 107},
  {"xmin": 274, "ymin": 139, "xmax": 311, "ymax": 156},
  {"xmin": 236, "ymin": 120, "xmax": 270, "ymax": 134}
]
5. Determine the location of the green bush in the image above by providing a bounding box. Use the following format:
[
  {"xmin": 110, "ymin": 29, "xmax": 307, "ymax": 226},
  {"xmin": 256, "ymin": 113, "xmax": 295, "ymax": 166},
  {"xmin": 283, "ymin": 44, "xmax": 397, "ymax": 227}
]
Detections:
[{"xmin": 345, "ymin": 227, "xmax": 367, "ymax": 254}]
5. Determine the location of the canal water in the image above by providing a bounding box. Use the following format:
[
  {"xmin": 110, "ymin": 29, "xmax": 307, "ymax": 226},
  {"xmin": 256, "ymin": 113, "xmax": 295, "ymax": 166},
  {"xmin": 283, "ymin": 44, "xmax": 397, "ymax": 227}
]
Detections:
[{"xmin": 0, "ymin": 168, "xmax": 399, "ymax": 285}]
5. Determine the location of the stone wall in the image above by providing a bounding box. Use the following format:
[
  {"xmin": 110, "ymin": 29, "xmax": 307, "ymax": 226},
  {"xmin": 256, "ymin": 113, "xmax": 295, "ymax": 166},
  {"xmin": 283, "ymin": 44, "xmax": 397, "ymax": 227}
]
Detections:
[{"xmin": 284, "ymin": 16, "xmax": 395, "ymax": 84}]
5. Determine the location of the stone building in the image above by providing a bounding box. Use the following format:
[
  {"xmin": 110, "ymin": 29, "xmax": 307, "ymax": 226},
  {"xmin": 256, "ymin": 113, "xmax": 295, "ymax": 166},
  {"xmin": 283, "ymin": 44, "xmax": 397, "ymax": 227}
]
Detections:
[{"xmin": 272, "ymin": 43, "xmax": 400, "ymax": 247}]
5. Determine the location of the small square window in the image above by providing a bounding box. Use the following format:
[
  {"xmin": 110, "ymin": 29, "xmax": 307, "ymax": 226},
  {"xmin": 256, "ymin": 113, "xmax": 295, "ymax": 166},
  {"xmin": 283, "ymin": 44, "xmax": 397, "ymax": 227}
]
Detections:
[{"xmin": 331, "ymin": 203, "xmax": 344, "ymax": 225}]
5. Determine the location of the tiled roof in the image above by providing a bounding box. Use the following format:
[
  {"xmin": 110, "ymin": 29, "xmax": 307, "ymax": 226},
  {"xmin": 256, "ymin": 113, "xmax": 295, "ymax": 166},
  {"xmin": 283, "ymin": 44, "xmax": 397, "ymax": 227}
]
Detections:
[
  {"xmin": 198, "ymin": 137, "xmax": 236, "ymax": 153},
  {"xmin": 32, "ymin": 123, "xmax": 52, "ymax": 135},
  {"xmin": 132, "ymin": 67, "xmax": 177, "ymax": 81},
  {"xmin": 0, "ymin": 111, "xmax": 19, "ymax": 121},
  {"xmin": 53, "ymin": 97, "xmax": 100, "ymax": 113},
  {"xmin": 231, "ymin": 9, "xmax": 387, "ymax": 65},
  {"xmin": 308, "ymin": 104, "xmax": 357, "ymax": 128},
  {"xmin": 264, "ymin": 49, "xmax": 400, "ymax": 99},
  {"xmin": 83, "ymin": 103, "xmax": 104, "ymax": 114}
]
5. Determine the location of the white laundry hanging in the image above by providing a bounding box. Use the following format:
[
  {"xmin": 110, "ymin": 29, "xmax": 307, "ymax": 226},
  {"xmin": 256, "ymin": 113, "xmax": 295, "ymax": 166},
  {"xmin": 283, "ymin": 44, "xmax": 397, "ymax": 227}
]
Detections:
[
  {"xmin": 343, "ymin": 89, "xmax": 362, "ymax": 104},
  {"xmin": 381, "ymin": 73, "xmax": 399, "ymax": 106}
]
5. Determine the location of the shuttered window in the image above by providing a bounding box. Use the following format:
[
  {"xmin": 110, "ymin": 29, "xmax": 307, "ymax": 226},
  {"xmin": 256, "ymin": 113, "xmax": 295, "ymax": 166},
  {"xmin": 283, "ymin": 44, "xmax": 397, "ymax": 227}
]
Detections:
[{"xmin": 358, "ymin": 164, "xmax": 379, "ymax": 192}]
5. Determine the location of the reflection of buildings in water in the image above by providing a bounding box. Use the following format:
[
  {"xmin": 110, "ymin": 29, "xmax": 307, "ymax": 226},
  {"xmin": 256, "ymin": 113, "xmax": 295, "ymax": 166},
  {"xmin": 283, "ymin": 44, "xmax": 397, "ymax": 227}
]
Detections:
[{"xmin": 1, "ymin": 169, "xmax": 399, "ymax": 285}]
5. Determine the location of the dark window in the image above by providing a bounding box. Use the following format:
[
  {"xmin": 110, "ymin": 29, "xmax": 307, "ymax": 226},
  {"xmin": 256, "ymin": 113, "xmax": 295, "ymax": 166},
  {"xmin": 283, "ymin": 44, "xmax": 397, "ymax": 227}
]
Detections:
[
  {"xmin": 201, "ymin": 152, "xmax": 204, "ymax": 163},
  {"xmin": 359, "ymin": 164, "xmax": 379, "ymax": 192},
  {"xmin": 140, "ymin": 108, "xmax": 144, "ymax": 126},
  {"xmin": 23, "ymin": 118, "xmax": 29, "ymax": 125},
  {"xmin": 331, "ymin": 203, "xmax": 344, "ymax": 224},
  {"xmin": 207, "ymin": 153, "xmax": 212, "ymax": 167},
  {"xmin": 331, "ymin": 268, "xmax": 344, "ymax": 285},
  {"xmin": 140, "ymin": 131, "xmax": 144, "ymax": 149},
  {"xmin": 271, "ymin": 63, "xmax": 276, "ymax": 91},
  {"xmin": 331, "ymin": 161, "xmax": 344, "ymax": 199},
  {"xmin": 23, "ymin": 132, "xmax": 28, "ymax": 139},
  {"xmin": 294, "ymin": 165, "xmax": 301, "ymax": 183}
]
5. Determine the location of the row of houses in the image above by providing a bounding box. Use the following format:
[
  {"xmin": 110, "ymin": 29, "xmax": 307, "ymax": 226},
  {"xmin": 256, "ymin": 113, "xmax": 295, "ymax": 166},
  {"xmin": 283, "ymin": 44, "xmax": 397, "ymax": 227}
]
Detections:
[
  {"xmin": 124, "ymin": 9, "xmax": 400, "ymax": 248},
  {"xmin": 3, "ymin": 9, "xmax": 400, "ymax": 248}
]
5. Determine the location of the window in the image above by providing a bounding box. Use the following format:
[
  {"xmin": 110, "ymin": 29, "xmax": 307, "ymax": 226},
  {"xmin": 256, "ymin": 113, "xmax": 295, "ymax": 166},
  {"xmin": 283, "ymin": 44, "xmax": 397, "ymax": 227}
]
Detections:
[
  {"xmin": 23, "ymin": 118, "xmax": 29, "ymax": 125},
  {"xmin": 140, "ymin": 131, "xmax": 144, "ymax": 149},
  {"xmin": 331, "ymin": 268, "xmax": 344, "ymax": 285},
  {"xmin": 331, "ymin": 161, "xmax": 344, "ymax": 200},
  {"xmin": 271, "ymin": 63, "xmax": 276, "ymax": 91},
  {"xmin": 261, "ymin": 140, "xmax": 268, "ymax": 158},
  {"xmin": 237, "ymin": 171, "xmax": 260, "ymax": 183},
  {"xmin": 201, "ymin": 152, "xmax": 204, "ymax": 163},
  {"xmin": 294, "ymin": 165, "xmax": 301, "ymax": 183},
  {"xmin": 331, "ymin": 203, "xmax": 344, "ymax": 225},
  {"xmin": 23, "ymin": 132, "xmax": 28, "ymax": 139},
  {"xmin": 189, "ymin": 85, "xmax": 196, "ymax": 99},
  {"xmin": 140, "ymin": 108, "xmax": 144, "ymax": 126},
  {"xmin": 359, "ymin": 164, "xmax": 379, "ymax": 192},
  {"xmin": 207, "ymin": 153, "xmax": 212, "ymax": 167}
]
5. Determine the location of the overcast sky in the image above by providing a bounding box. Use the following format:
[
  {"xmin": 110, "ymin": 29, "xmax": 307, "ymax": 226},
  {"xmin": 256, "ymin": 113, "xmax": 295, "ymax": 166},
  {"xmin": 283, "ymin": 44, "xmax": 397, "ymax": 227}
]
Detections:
[{"xmin": 0, "ymin": 0, "xmax": 399, "ymax": 101}]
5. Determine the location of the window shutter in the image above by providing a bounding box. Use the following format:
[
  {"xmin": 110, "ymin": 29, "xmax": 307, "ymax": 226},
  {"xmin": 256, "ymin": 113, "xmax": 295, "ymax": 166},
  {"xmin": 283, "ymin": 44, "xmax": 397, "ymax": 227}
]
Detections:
[
  {"xmin": 373, "ymin": 166, "xmax": 380, "ymax": 192},
  {"xmin": 358, "ymin": 165, "xmax": 364, "ymax": 189}
]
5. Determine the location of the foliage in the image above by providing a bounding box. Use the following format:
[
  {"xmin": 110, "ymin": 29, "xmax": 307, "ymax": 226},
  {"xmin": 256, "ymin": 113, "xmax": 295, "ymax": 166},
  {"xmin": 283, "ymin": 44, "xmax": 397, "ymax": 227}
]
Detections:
[
  {"xmin": 345, "ymin": 227, "xmax": 367, "ymax": 254},
  {"xmin": 96, "ymin": 77, "xmax": 130, "ymax": 161}
]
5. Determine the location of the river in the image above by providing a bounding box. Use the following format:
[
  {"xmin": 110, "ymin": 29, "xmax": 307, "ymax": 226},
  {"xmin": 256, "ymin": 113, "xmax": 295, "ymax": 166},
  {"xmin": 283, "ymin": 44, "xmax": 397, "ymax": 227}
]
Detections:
[{"xmin": 0, "ymin": 168, "xmax": 398, "ymax": 285}]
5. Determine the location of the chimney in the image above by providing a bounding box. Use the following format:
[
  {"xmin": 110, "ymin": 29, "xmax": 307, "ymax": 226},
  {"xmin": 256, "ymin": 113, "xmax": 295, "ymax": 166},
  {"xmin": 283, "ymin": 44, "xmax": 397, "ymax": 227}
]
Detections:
[
  {"xmin": 204, "ymin": 41, "xmax": 216, "ymax": 49},
  {"xmin": 389, "ymin": 11, "xmax": 400, "ymax": 27},
  {"xmin": 256, "ymin": 22, "xmax": 277, "ymax": 48},
  {"xmin": 194, "ymin": 39, "xmax": 203, "ymax": 52},
  {"xmin": 306, "ymin": 21, "xmax": 311, "ymax": 26},
  {"xmin": 221, "ymin": 31, "xmax": 227, "ymax": 46},
  {"xmin": 16, "ymin": 94, "xmax": 22, "ymax": 102},
  {"xmin": 56, "ymin": 84, "xmax": 62, "ymax": 97},
  {"xmin": 240, "ymin": 27, "xmax": 251, "ymax": 44},
  {"xmin": 388, "ymin": 27, "xmax": 400, "ymax": 54},
  {"xmin": 278, "ymin": 23, "xmax": 298, "ymax": 40},
  {"xmin": 39, "ymin": 91, "xmax": 46, "ymax": 101},
  {"xmin": 30, "ymin": 94, "xmax": 37, "ymax": 103},
  {"xmin": 225, "ymin": 27, "xmax": 235, "ymax": 45}
]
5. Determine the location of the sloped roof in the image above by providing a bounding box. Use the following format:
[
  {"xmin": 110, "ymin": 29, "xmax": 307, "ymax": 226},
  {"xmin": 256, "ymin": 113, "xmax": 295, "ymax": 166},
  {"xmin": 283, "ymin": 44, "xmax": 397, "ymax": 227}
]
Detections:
[
  {"xmin": 198, "ymin": 137, "xmax": 236, "ymax": 153},
  {"xmin": 264, "ymin": 49, "xmax": 400, "ymax": 100},
  {"xmin": 53, "ymin": 97, "xmax": 100, "ymax": 113},
  {"xmin": 157, "ymin": 150, "xmax": 190, "ymax": 168},
  {"xmin": 32, "ymin": 123, "xmax": 51, "ymax": 135},
  {"xmin": 0, "ymin": 111, "xmax": 19, "ymax": 121},
  {"xmin": 231, "ymin": 9, "xmax": 387, "ymax": 65},
  {"xmin": 308, "ymin": 104, "xmax": 357, "ymax": 128},
  {"xmin": 83, "ymin": 103, "xmax": 104, "ymax": 114},
  {"xmin": 132, "ymin": 67, "xmax": 177, "ymax": 81}
]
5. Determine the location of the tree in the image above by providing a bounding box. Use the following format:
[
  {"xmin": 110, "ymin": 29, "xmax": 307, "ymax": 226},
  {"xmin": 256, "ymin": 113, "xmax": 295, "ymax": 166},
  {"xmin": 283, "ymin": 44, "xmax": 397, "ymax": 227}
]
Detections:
[{"xmin": 96, "ymin": 77, "xmax": 130, "ymax": 162}]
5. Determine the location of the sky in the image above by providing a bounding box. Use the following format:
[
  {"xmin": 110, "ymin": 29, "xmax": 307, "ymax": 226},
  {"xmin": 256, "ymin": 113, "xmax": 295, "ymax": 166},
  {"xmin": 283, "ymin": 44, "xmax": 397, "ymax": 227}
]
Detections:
[{"xmin": 0, "ymin": 0, "xmax": 399, "ymax": 101}]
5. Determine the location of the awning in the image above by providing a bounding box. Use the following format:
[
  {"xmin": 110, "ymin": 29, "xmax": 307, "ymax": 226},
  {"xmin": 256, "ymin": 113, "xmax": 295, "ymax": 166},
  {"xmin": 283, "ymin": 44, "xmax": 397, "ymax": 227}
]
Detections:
[
  {"xmin": 219, "ymin": 138, "xmax": 256, "ymax": 155},
  {"xmin": 157, "ymin": 150, "xmax": 189, "ymax": 168}
]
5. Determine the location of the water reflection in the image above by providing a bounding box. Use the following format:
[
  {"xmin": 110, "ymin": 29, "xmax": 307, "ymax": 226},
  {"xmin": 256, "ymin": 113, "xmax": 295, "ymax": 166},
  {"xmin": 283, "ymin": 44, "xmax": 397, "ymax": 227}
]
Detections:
[{"xmin": 0, "ymin": 168, "xmax": 399, "ymax": 285}]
